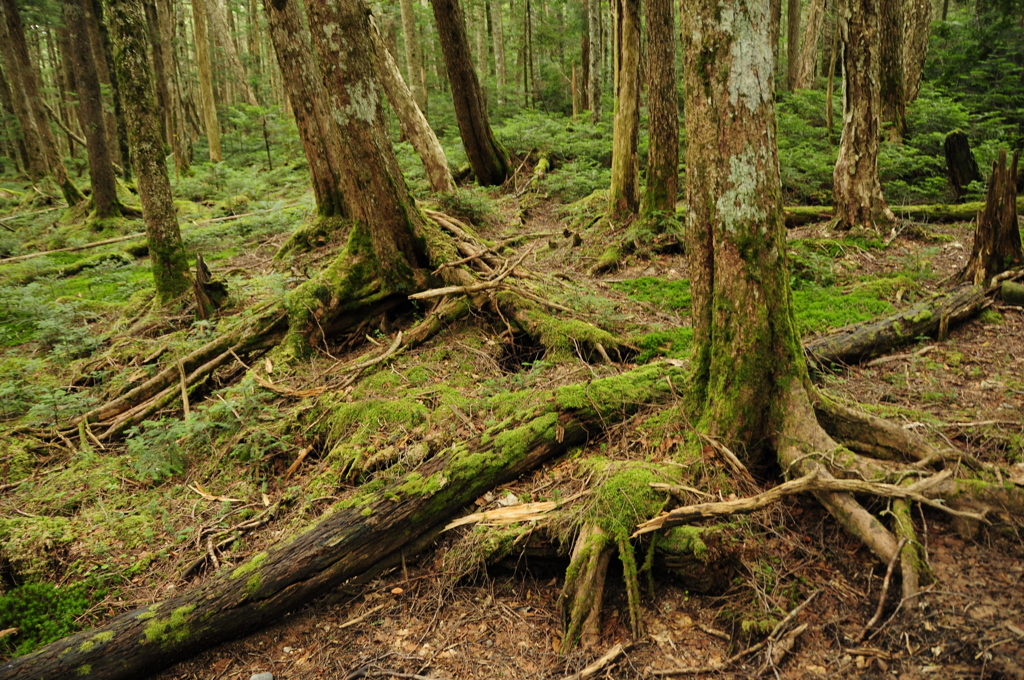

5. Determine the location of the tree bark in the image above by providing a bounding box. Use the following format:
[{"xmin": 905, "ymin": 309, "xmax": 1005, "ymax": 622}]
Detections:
[
  {"xmin": 0, "ymin": 365, "xmax": 679, "ymax": 680},
  {"xmin": 64, "ymin": 0, "xmax": 120, "ymax": 218},
  {"xmin": 371, "ymin": 18, "xmax": 456, "ymax": 193},
  {"xmin": 193, "ymin": 0, "xmax": 223, "ymax": 162},
  {"xmin": 263, "ymin": 0, "xmax": 350, "ymax": 218},
  {"xmin": 832, "ymin": 0, "xmax": 894, "ymax": 231},
  {"xmin": 107, "ymin": 0, "xmax": 191, "ymax": 303},
  {"xmin": 902, "ymin": 0, "xmax": 931, "ymax": 103},
  {"xmin": 0, "ymin": 22, "xmax": 46, "ymax": 180},
  {"xmin": 958, "ymin": 150, "xmax": 1024, "ymax": 285},
  {"xmin": 879, "ymin": 0, "xmax": 905, "ymax": 139},
  {"xmin": 607, "ymin": 0, "xmax": 640, "ymax": 218},
  {"xmin": 143, "ymin": 0, "xmax": 171, "ymax": 147},
  {"xmin": 793, "ymin": 0, "xmax": 825, "ymax": 89},
  {"xmin": 587, "ymin": 0, "xmax": 602, "ymax": 121},
  {"xmin": 429, "ymin": 0, "xmax": 510, "ymax": 185},
  {"xmin": 0, "ymin": 61, "xmax": 30, "ymax": 172},
  {"xmin": 786, "ymin": 0, "xmax": 800, "ymax": 89},
  {"xmin": 944, "ymin": 130, "xmax": 981, "ymax": 202},
  {"xmin": 399, "ymin": 0, "xmax": 428, "ymax": 115},
  {"xmin": 0, "ymin": 0, "xmax": 84, "ymax": 205},
  {"xmin": 640, "ymin": 0, "xmax": 678, "ymax": 219},
  {"xmin": 156, "ymin": 0, "xmax": 190, "ymax": 175},
  {"xmin": 490, "ymin": 0, "xmax": 506, "ymax": 103},
  {"xmin": 88, "ymin": 0, "xmax": 131, "ymax": 178},
  {"xmin": 54, "ymin": 27, "xmax": 79, "ymax": 160},
  {"xmin": 207, "ymin": 0, "xmax": 259, "ymax": 106}
]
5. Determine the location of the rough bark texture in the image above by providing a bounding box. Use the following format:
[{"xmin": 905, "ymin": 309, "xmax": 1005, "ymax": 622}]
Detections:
[
  {"xmin": 143, "ymin": 0, "xmax": 170, "ymax": 145},
  {"xmin": 608, "ymin": 0, "xmax": 640, "ymax": 218},
  {"xmin": 879, "ymin": 0, "xmax": 905, "ymax": 139},
  {"xmin": 0, "ymin": 0, "xmax": 84, "ymax": 205},
  {"xmin": 192, "ymin": 0, "xmax": 223, "ymax": 162},
  {"xmin": 0, "ymin": 365, "xmax": 678, "ymax": 680},
  {"xmin": 89, "ymin": 0, "xmax": 131, "ymax": 178},
  {"xmin": 958, "ymin": 150, "xmax": 1024, "ymax": 285},
  {"xmin": 108, "ymin": 0, "xmax": 191, "ymax": 303},
  {"xmin": 640, "ymin": 0, "xmax": 678, "ymax": 219},
  {"xmin": 902, "ymin": 0, "xmax": 931, "ymax": 103},
  {"xmin": 263, "ymin": 0, "xmax": 350, "ymax": 218},
  {"xmin": 793, "ymin": 0, "xmax": 825, "ymax": 89},
  {"xmin": 0, "ymin": 17, "xmax": 46, "ymax": 180},
  {"xmin": 944, "ymin": 130, "xmax": 981, "ymax": 202},
  {"xmin": 155, "ymin": 0, "xmax": 190, "ymax": 174},
  {"xmin": 430, "ymin": 0, "xmax": 510, "ymax": 185},
  {"xmin": 65, "ymin": 0, "xmax": 120, "ymax": 217},
  {"xmin": 786, "ymin": 0, "xmax": 800, "ymax": 89},
  {"xmin": 207, "ymin": 0, "xmax": 259, "ymax": 105},
  {"xmin": 587, "ymin": 0, "xmax": 602, "ymax": 121},
  {"xmin": 399, "ymin": 0, "xmax": 428, "ymax": 114},
  {"xmin": 371, "ymin": 19, "xmax": 456, "ymax": 193},
  {"xmin": 832, "ymin": 0, "xmax": 894, "ymax": 231}
]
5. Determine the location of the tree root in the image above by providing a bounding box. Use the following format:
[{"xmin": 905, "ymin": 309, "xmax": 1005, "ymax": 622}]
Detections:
[{"xmin": 559, "ymin": 524, "xmax": 614, "ymax": 651}]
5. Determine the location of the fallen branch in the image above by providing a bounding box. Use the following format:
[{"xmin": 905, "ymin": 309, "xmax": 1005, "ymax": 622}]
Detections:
[
  {"xmin": 0, "ymin": 206, "xmax": 65, "ymax": 226},
  {"xmin": 0, "ymin": 233, "xmax": 145, "ymax": 265},
  {"xmin": 561, "ymin": 643, "xmax": 626, "ymax": 680},
  {"xmin": 856, "ymin": 539, "xmax": 907, "ymax": 642}
]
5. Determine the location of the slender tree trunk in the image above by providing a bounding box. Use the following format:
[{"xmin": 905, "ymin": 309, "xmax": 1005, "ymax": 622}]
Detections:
[
  {"xmin": 770, "ymin": 0, "xmax": 782, "ymax": 76},
  {"xmin": 430, "ymin": 0, "xmax": 510, "ymax": 185},
  {"xmin": 0, "ymin": 62, "xmax": 30, "ymax": 172},
  {"xmin": 832, "ymin": 0, "xmax": 894, "ymax": 230},
  {"xmin": 0, "ymin": 22, "xmax": 47, "ymax": 179},
  {"xmin": 902, "ymin": 0, "xmax": 931, "ymax": 103},
  {"xmin": 64, "ymin": 0, "xmax": 120, "ymax": 217},
  {"xmin": 640, "ymin": 0, "xmax": 677, "ymax": 219},
  {"xmin": 786, "ymin": 0, "xmax": 800, "ymax": 89},
  {"xmin": 157, "ymin": 0, "xmax": 190, "ymax": 175},
  {"xmin": 371, "ymin": 18, "xmax": 456, "ymax": 193},
  {"xmin": 490, "ymin": 0, "xmax": 505, "ymax": 103},
  {"xmin": 53, "ymin": 28, "xmax": 78, "ymax": 159},
  {"xmin": 608, "ymin": 0, "xmax": 640, "ymax": 218},
  {"xmin": 587, "ymin": 0, "xmax": 602, "ymax": 121},
  {"xmin": 107, "ymin": 0, "xmax": 191, "ymax": 302},
  {"xmin": 247, "ymin": 0, "xmax": 262, "ymax": 95},
  {"xmin": 207, "ymin": 0, "xmax": 259, "ymax": 105},
  {"xmin": 89, "ymin": 0, "xmax": 132, "ymax": 178},
  {"xmin": 794, "ymin": 0, "xmax": 825, "ymax": 89},
  {"xmin": 144, "ymin": 0, "xmax": 172, "ymax": 147},
  {"xmin": 399, "ymin": 0, "xmax": 428, "ymax": 114},
  {"xmin": 263, "ymin": 0, "xmax": 349, "ymax": 218},
  {"xmin": 0, "ymin": 0, "xmax": 85, "ymax": 205},
  {"xmin": 193, "ymin": 0, "xmax": 223, "ymax": 162},
  {"xmin": 580, "ymin": 33, "xmax": 590, "ymax": 110},
  {"xmin": 879, "ymin": 0, "xmax": 905, "ymax": 139}
]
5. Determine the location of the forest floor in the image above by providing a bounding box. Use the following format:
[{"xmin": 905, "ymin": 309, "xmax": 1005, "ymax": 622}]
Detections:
[{"xmin": 1, "ymin": 169, "xmax": 1023, "ymax": 679}]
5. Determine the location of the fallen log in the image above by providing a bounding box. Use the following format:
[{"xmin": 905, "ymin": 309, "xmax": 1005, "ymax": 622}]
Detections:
[
  {"xmin": 804, "ymin": 282, "xmax": 986, "ymax": 366},
  {"xmin": 0, "ymin": 363, "xmax": 683, "ymax": 680},
  {"xmin": 783, "ymin": 195, "xmax": 1024, "ymax": 228}
]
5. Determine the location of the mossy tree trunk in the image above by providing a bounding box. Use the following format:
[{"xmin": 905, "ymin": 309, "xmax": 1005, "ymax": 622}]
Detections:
[
  {"xmin": 192, "ymin": 0, "xmax": 223, "ymax": 162},
  {"xmin": 793, "ymin": 0, "xmax": 825, "ymax": 90},
  {"xmin": 832, "ymin": 0, "xmax": 894, "ymax": 231},
  {"xmin": 107, "ymin": 0, "xmax": 191, "ymax": 303},
  {"xmin": 0, "ymin": 0, "xmax": 85, "ymax": 206},
  {"xmin": 958, "ymin": 150, "xmax": 1024, "ymax": 285},
  {"xmin": 639, "ymin": 0, "xmax": 678, "ymax": 220},
  {"xmin": 879, "ymin": 0, "xmax": 905, "ymax": 140},
  {"xmin": 263, "ymin": 0, "xmax": 350, "ymax": 219},
  {"xmin": 607, "ymin": 0, "xmax": 640, "ymax": 219},
  {"xmin": 64, "ymin": 0, "xmax": 120, "ymax": 218},
  {"xmin": 902, "ymin": 0, "xmax": 931, "ymax": 103},
  {"xmin": 430, "ymin": 0, "xmax": 510, "ymax": 186}
]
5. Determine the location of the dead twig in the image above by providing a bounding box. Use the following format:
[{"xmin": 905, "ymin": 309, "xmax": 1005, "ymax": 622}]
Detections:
[
  {"xmin": 857, "ymin": 538, "xmax": 907, "ymax": 642},
  {"xmin": 560, "ymin": 643, "xmax": 627, "ymax": 680}
]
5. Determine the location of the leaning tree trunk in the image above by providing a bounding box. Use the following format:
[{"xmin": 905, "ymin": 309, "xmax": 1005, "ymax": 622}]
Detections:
[
  {"xmin": 0, "ymin": 0, "xmax": 85, "ymax": 206},
  {"xmin": 786, "ymin": 0, "xmax": 800, "ymax": 89},
  {"xmin": 587, "ymin": 0, "xmax": 602, "ymax": 122},
  {"xmin": 263, "ymin": 0, "xmax": 350, "ymax": 219},
  {"xmin": 639, "ymin": 0, "xmax": 678, "ymax": 220},
  {"xmin": 902, "ymin": 0, "xmax": 931, "ymax": 104},
  {"xmin": 607, "ymin": 0, "xmax": 640, "ymax": 218},
  {"xmin": 879, "ymin": 0, "xmax": 905, "ymax": 140},
  {"xmin": 108, "ymin": 0, "xmax": 191, "ymax": 303},
  {"xmin": 399, "ymin": 0, "xmax": 428, "ymax": 115},
  {"xmin": 370, "ymin": 18, "xmax": 456, "ymax": 193},
  {"xmin": 793, "ymin": 0, "xmax": 825, "ymax": 89},
  {"xmin": 0, "ymin": 366, "xmax": 678, "ymax": 680},
  {"xmin": 0, "ymin": 21, "xmax": 46, "ymax": 180},
  {"xmin": 832, "ymin": 0, "xmax": 894, "ymax": 231},
  {"xmin": 430, "ymin": 0, "xmax": 510, "ymax": 186},
  {"xmin": 192, "ymin": 0, "xmax": 223, "ymax": 162},
  {"xmin": 64, "ymin": 0, "xmax": 120, "ymax": 218},
  {"xmin": 958, "ymin": 150, "xmax": 1024, "ymax": 285}
]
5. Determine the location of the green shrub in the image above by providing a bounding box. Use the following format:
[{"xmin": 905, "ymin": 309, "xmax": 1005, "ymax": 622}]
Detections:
[{"xmin": 0, "ymin": 580, "xmax": 105, "ymax": 657}]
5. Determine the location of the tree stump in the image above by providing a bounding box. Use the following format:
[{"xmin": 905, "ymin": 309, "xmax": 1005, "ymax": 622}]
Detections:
[
  {"xmin": 944, "ymin": 130, "xmax": 982, "ymax": 202},
  {"xmin": 958, "ymin": 149, "xmax": 1023, "ymax": 285}
]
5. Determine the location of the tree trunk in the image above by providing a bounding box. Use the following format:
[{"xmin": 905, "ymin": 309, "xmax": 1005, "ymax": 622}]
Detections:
[
  {"xmin": 371, "ymin": 18, "xmax": 456, "ymax": 193},
  {"xmin": 143, "ymin": 0, "xmax": 171, "ymax": 147},
  {"xmin": 879, "ymin": 0, "xmax": 905, "ymax": 139},
  {"xmin": 64, "ymin": 0, "xmax": 120, "ymax": 218},
  {"xmin": 490, "ymin": 0, "xmax": 506, "ymax": 103},
  {"xmin": 580, "ymin": 33, "xmax": 590, "ymax": 110},
  {"xmin": 793, "ymin": 0, "xmax": 825, "ymax": 89},
  {"xmin": 587, "ymin": 0, "xmax": 602, "ymax": 121},
  {"xmin": 640, "ymin": 0, "xmax": 678, "ymax": 219},
  {"xmin": 88, "ymin": 0, "xmax": 132, "ymax": 179},
  {"xmin": 247, "ymin": 0, "xmax": 262, "ymax": 94},
  {"xmin": 943, "ymin": 130, "xmax": 981, "ymax": 203},
  {"xmin": 54, "ymin": 28, "xmax": 79, "ymax": 160},
  {"xmin": 770, "ymin": 0, "xmax": 781, "ymax": 76},
  {"xmin": 156, "ymin": 0, "xmax": 190, "ymax": 175},
  {"xmin": 429, "ymin": 0, "xmax": 510, "ymax": 186},
  {"xmin": 207, "ymin": 0, "xmax": 259, "ymax": 106},
  {"xmin": 607, "ymin": 0, "xmax": 640, "ymax": 218},
  {"xmin": 0, "ymin": 0, "xmax": 84, "ymax": 206},
  {"xmin": 832, "ymin": 0, "xmax": 894, "ymax": 231},
  {"xmin": 786, "ymin": 0, "xmax": 800, "ymax": 89},
  {"xmin": 263, "ymin": 0, "xmax": 350, "ymax": 218},
  {"xmin": 193, "ymin": 0, "xmax": 223, "ymax": 162},
  {"xmin": 399, "ymin": 0, "xmax": 428, "ymax": 115},
  {"xmin": 902, "ymin": 0, "xmax": 930, "ymax": 103},
  {"xmin": 958, "ymin": 150, "xmax": 1024, "ymax": 285},
  {"xmin": 0, "ymin": 21, "xmax": 47, "ymax": 180},
  {"xmin": 0, "ymin": 61, "xmax": 30, "ymax": 172},
  {"xmin": 107, "ymin": 0, "xmax": 191, "ymax": 303},
  {"xmin": 0, "ymin": 365, "xmax": 678, "ymax": 680}
]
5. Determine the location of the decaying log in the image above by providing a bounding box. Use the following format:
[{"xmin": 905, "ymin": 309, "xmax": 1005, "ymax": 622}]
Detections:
[
  {"xmin": 958, "ymin": 150, "xmax": 1023, "ymax": 285},
  {"xmin": 804, "ymin": 282, "xmax": 986, "ymax": 366},
  {"xmin": 0, "ymin": 364, "xmax": 683, "ymax": 680},
  {"xmin": 783, "ymin": 195, "xmax": 1024, "ymax": 228},
  {"xmin": 944, "ymin": 130, "xmax": 982, "ymax": 202}
]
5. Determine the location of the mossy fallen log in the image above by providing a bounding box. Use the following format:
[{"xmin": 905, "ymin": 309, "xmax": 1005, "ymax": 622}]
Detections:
[
  {"xmin": 804, "ymin": 283, "xmax": 986, "ymax": 366},
  {"xmin": 0, "ymin": 363, "xmax": 684, "ymax": 680},
  {"xmin": 783, "ymin": 195, "xmax": 1024, "ymax": 228}
]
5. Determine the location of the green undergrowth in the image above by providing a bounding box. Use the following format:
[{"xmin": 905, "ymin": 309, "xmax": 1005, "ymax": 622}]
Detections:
[{"xmin": 0, "ymin": 580, "xmax": 107, "ymax": 658}]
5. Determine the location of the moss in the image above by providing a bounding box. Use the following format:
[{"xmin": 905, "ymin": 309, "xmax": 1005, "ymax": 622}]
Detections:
[
  {"xmin": 230, "ymin": 552, "xmax": 267, "ymax": 580},
  {"xmin": 136, "ymin": 604, "xmax": 161, "ymax": 621},
  {"xmin": 246, "ymin": 572, "xmax": 262, "ymax": 596},
  {"xmin": 586, "ymin": 463, "xmax": 677, "ymax": 540},
  {"xmin": 660, "ymin": 526, "xmax": 710, "ymax": 560},
  {"xmin": 554, "ymin": 362, "xmax": 679, "ymax": 417},
  {"xmin": 78, "ymin": 640, "xmax": 95, "ymax": 653},
  {"xmin": 92, "ymin": 631, "xmax": 114, "ymax": 644},
  {"xmin": 143, "ymin": 604, "xmax": 195, "ymax": 645},
  {"xmin": 360, "ymin": 506, "xmax": 374, "ymax": 517},
  {"xmin": 0, "ymin": 516, "xmax": 77, "ymax": 578},
  {"xmin": 591, "ymin": 246, "xmax": 622, "ymax": 274},
  {"xmin": 76, "ymin": 665, "xmax": 92, "ymax": 676}
]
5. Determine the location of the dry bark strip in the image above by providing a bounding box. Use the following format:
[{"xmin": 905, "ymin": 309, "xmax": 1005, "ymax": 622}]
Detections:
[{"xmin": 0, "ymin": 364, "xmax": 682, "ymax": 680}]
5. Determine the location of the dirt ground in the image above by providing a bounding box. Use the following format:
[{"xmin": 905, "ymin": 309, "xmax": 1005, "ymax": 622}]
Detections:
[{"xmin": 146, "ymin": 210, "xmax": 1024, "ymax": 680}]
